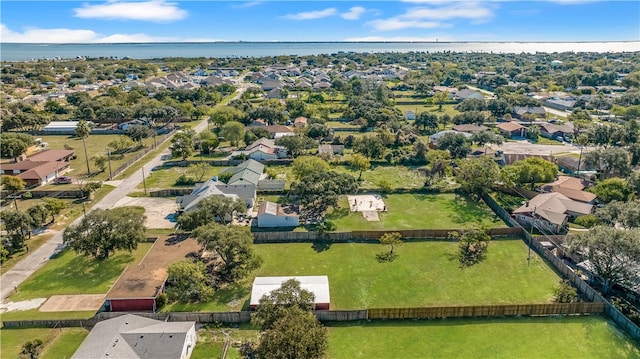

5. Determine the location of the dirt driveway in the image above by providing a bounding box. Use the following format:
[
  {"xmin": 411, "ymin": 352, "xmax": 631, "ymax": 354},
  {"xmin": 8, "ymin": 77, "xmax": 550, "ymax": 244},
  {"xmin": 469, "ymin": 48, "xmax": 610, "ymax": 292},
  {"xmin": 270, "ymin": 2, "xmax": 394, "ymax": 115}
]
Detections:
[
  {"xmin": 497, "ymin": 141, "xmax": 591, "ymax": 156},
  {"xmin": 112, "ymin": 196, "xmax": 177, "ymax": 229}
]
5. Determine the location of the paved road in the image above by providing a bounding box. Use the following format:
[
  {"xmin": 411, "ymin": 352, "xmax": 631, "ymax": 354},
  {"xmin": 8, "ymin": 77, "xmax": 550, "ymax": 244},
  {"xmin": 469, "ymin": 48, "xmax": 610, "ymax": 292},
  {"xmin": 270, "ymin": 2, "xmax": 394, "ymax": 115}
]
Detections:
[{"xmin": 0, "ymin": 83, "xmax": 248, "ymax": 302}]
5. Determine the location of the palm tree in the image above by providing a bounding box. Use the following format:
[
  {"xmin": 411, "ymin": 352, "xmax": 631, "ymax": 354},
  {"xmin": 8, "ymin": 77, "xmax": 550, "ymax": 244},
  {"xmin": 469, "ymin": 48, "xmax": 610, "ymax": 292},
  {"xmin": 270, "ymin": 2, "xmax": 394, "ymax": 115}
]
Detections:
[{"xmin": 75, "ymin": 120, "xmax": 91, "ymax": 175}]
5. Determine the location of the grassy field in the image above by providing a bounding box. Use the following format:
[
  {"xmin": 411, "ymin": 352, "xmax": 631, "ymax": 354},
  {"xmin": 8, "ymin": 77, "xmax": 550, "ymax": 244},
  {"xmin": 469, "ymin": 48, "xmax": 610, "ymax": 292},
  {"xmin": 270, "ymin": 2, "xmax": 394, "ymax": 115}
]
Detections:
[
  {"xmin": 166, "ymin": 240, "xmax": 559, "ymax": 311},
  {"xmin": 136, "ymin": 164, "xmax": 224, "ymax": 190},
  {"xmin": 328, "ymin": 193, "xmax": 505, "ymax": 231},
  {"xmin": 0, "ymin": 184, "xmax": 115, "ymax": 274},
  {"xmin": 267, "ymin": 164, "xmax": 426, "ymax": 191},
  {"xmin": 327, "ymin": 316, "xmax": 640, "ymax": 359},
  {"xmin": 8, "ymin": 242, "xmax": 153, "ymax": 302},
  {"xmin": 27, "ymin": 134, "xmax": 155, "ymax": 182},
  {"xmin": 0, "ymin": 327, "xmax": 88, "ymax": 359}
]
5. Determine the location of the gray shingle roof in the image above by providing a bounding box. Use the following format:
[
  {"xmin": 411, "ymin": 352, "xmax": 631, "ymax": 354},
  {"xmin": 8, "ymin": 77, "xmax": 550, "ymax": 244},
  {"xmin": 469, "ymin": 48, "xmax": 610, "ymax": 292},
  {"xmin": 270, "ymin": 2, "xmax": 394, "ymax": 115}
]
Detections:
[{"xmin": 72, "ymin": 314, "xmax": 195, "ymax": 359}]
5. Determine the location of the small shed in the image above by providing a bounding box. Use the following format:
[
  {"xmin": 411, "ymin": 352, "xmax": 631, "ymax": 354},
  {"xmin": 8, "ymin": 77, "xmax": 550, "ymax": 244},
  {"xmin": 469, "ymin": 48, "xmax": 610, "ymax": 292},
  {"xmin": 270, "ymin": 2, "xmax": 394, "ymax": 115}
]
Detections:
[
  {"xmin": 256, "ymin": 201, "xmax": 299, "ymax": 228},
  {"xmin": 250, "ymin": 276, "xmax": 330, "ymax": 310}
]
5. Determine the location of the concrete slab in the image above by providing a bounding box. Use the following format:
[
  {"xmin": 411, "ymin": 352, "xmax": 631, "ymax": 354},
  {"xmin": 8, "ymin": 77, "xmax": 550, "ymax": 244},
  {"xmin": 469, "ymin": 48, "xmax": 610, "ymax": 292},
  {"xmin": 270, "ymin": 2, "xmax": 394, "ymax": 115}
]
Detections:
[
  {"xmin": 39, "ymin": 294, "xmax": 105, "ymax": 312},
  {"xmin": 347, "ymin": 194, "xmax": 386, "ymax": 212},
  {"xmin": 362, "ymin": 211, "xmax": 380, "ymax": 221},
  {"xmin": 0, "ymin": 298, "xmax": 47, "ymax": 312},
  {"xmin": 112, "ymin": 196, "xmax": 177, "ymax": 229}
]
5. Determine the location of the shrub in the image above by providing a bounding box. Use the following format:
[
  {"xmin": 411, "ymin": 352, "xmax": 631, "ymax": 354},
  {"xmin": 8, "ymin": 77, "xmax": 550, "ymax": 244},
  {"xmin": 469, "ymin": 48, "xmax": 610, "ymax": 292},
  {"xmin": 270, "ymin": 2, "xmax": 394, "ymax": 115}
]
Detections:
[
  {"xmin": 574, "ymin": 214, "xmax": 598, "ymax": 228},
  {"xmin": 552, "ymin": 280, "xmax": 578, "ymax": 303},
  {"xmin": 156, "ymin": 293, "xmax": 169, "ymax": 309},
  {"xmin": 175, "ymin": 174, "xmax": 196, "ymax": 186}
]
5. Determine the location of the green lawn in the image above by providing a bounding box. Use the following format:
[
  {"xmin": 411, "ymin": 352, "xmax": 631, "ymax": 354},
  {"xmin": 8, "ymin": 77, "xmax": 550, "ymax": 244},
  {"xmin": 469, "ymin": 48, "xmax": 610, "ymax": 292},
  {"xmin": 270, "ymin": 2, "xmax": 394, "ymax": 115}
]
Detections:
[
  {"xmin": 0, "ymin": 327, "xmax": 88, "ymax": 359},
  {"xmin": 328, "ymin": 193, "xmax": 505, "ymax": 231},
  {"xmin": 30, "ymin": 134, "xmax": 156, "ymax": 182},
  {"xmin": 136, "ymin": 165, "xmax": 224, "ymax": 190},
  {"xmin": 327, "ymin": 316, "xmax": 640, "ymax": 359},
  {"xmin": 166, "ymin": 240, "xmax": 559, "ymax": 311},
  {"xmin": 8, "ymin": 242, "xmax": 153, "ymax": 302}
]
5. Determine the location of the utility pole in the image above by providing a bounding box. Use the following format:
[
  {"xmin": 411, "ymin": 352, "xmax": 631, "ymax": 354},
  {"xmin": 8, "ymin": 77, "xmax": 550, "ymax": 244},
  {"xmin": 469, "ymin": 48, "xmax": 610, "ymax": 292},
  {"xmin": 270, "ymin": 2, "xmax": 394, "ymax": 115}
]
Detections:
[
  {"xmin": 528, "ymin": 206, "xmax": 537, "ymax": 266},
  {"xmin": 107, "ymin": 149, "xmax": 113, "ymax": 180},
  {"xmin": 141, "ymin": 167, "xmax": 148, "ymax": 196}
]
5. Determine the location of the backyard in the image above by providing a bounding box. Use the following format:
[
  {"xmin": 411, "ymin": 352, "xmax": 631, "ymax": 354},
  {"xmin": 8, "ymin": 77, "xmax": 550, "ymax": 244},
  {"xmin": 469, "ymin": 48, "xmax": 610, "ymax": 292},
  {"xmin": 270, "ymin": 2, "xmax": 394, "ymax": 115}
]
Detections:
[
  {"xmin": 7, "ymin": 242, "xmax": 153, "ymax": 303},
  {"xmin": 191, "ymin": 315, "xmax": 639, "ymax": 359},
  {"xmin": 166, "ymin": 240, "xmax": 559, "ymax": 312},
  {"xmin": 0, "ymin": 327, "xmax": 88, "ymax": 359},
  {"xmin": 328, "ymin": 192, "xmax": 506, "ymax": 231},
  {"xmin": 326, "ymin": 316, "xmax": 640, "ymax": 359}
]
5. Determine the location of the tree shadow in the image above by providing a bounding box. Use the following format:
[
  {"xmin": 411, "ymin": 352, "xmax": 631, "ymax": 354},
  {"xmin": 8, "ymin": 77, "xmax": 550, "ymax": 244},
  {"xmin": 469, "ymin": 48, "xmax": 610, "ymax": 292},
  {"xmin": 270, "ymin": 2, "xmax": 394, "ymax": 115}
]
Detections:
[
  {"xmin": 449, "ymin": 194, "xmax": 492, "ymax": 225},
  {"xmin": 311, "ymin": 240, "xmax": 331, "ymax": 253}
]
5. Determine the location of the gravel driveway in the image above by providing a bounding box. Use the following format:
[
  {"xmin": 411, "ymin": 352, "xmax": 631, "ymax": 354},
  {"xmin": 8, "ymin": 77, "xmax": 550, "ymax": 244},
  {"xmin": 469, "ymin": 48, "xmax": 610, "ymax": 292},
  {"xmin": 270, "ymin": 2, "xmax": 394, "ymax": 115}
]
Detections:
[{"xmin": 112, "ymin": 196, "xmax": 177, "ymax": 229}]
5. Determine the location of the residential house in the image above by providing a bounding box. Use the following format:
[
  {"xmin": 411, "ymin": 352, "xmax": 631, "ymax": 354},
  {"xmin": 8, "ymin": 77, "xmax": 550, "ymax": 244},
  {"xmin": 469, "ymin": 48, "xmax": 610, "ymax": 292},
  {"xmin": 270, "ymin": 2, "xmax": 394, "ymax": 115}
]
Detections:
[
  {"xmin": 176, "ymin": 160, "xmax": 265, "ymax": 212},
  {"xmin": 512, "ymin": 192, "xmax": 594, "ymax": 234},
  {"xmin": 232, "ymin": 138, "xmax": 287, "ymax": 161},
  {"xmin": 260, "ymin": 78, "xmax": 282, "ymax": 91},
  {"xmin": 1, "ymin": 149, "xmax": 75, "ymax": 187},
  {"xmin": 512, "ymin": 106, "xmax": 546, "ymax": 120},
  {"xmin": 256, "ymin": 201, "xmax": 300, "ymax": 228},
  {"xmin": 250, "ymin": 276, "xmax": 330, "ymax": 310},
  {"xmin": 118, "ymin": 119, "xmax": 149, "ymax": 131},
  {"xmin": 318, "ymin": 144, "xmax": 344, "ymax": 156},
  {"xmin": 293, "ymin": 117, "xmax": 308, "ymax": 129},
  {"xmin": 541, "ymin": 176, "xmax": 596, "ymax": 204},
  {"xmin": 451, "ymin": 124, "xmax": 489, "ymax": 134},
  {"xmin": 428, "ymin": 130, "xmax": 472, "ymax": 146},
  {"xmin": 264, "ymin": 125, "xmax": 294, "ymax": 139},
  {"xmin": 497, "ymin": 122, "xmax": 527, "ymax": 138},
  {"xmin": 539, "ymin": 122, "xmax": 575, "ymax": 140},
  {"xmin": 72, "ymin": 314, "xmax": 196, "ymax": 359},
  {"xmin": 454, "ymin": 89, "xmax": 484, "ymax": 101},
  {"xmin": 543, "ymin": 98, "xmax": 576, "ymax": 111},
  {"xmin": 266, "ymin": 88, "xmax": 282, "ymax": 99}
]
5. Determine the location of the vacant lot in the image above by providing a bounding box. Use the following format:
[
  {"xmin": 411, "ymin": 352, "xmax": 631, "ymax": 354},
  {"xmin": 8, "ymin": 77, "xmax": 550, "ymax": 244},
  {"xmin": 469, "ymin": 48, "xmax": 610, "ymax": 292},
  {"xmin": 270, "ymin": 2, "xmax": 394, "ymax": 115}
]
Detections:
[
  {"xmin": 329, "ymin": 193, "xmax": 505, "ymax": 230},
  {"xmin": 8, "ymin": 242, "xmax": 153, "ymax": 302},
  {"xmin": 327, "ymin": 316, "xmax": 640, "ymax": 359},
  {"xmin": 136, "ymin": 164, "xmax": 224, "ymax": 190},
  {"xmin": 267, "ymin": 164, "xmax": 425, "ymax": 191},
  {"xmin": 1, "ymin": 327, "xmax": 88, "ymax": 359},
  {"xmin": 166, "ymin": 240, "xmax": 558, "ymax": 312},
  {"xmin": 30, "ymin": 134, "xmax": 155, "ymax": 182}
]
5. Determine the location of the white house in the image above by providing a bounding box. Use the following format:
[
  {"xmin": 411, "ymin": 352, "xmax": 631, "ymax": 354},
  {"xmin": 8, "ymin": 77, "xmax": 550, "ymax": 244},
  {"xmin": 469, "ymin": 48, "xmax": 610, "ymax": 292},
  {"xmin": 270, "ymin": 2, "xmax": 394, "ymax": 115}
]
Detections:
[
  {"xmin": 72, "ymin": 314, "xmax": 196, "ymax": 359},
  {"xmin": 256, "ymin": 201, "xmax": 299, "ymax": 228}
]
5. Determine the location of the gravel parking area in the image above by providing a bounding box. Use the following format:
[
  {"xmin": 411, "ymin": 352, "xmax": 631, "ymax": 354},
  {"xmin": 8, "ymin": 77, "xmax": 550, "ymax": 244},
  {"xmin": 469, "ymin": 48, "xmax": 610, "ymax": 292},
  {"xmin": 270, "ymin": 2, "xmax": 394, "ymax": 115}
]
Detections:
[{"xmin": 112, "ymin": 196, "xmax": 177, "ymax": 229}]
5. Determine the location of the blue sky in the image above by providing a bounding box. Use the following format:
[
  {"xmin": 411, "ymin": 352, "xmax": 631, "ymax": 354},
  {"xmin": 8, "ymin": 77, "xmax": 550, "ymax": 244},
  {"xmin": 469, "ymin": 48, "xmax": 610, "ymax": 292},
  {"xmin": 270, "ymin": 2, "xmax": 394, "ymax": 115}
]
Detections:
[{"xmin": 1, "ymin": 1, "xmax": 638, "ymax": 43}]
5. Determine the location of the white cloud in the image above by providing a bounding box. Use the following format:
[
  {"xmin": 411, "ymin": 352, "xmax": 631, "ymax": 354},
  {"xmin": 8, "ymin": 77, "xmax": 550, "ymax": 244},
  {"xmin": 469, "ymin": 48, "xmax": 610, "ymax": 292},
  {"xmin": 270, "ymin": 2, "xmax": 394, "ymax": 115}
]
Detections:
[
  {"xmin": 73, "ymin": 0, "xmax": 187, "ymax": 22},
  {"xmin": 0, "ymin": 24, "xmax": 209, "ymax": 43},
  {"xmin": 368, "ymin": 19, "xmax": 446, "ymax": 31},
  {"xmin": 1, "ymin": 24, "xmax": 99, "ymax": 43},
  {"xmin": 233, "ymin": 1, "xmax": 264, "ymax": 9},
  {"xmin": 341, "ymin": 6, "xmax": 367, "ymax": 20},
  {"xmin": 345, "ymin": 35, "xmax": 455, "ymax": 42},
  {"xmin": 403, "ymin": 3, "xmax": 494, "ymax": 20},
  {"xmin": 282, "ymin": 8, "xmax": 337, "ymax": 20},
  {"xmin": 368, "ymin": 2, "xmax": 494, "ymax": 31}
]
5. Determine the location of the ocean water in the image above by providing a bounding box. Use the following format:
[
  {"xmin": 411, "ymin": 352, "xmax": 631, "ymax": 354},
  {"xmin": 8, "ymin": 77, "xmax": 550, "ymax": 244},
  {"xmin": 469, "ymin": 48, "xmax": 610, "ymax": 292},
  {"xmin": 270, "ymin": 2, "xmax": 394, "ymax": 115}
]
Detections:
[{"xmin": 1, "ymin": 42, "xmax": 639, "ymax": 62}]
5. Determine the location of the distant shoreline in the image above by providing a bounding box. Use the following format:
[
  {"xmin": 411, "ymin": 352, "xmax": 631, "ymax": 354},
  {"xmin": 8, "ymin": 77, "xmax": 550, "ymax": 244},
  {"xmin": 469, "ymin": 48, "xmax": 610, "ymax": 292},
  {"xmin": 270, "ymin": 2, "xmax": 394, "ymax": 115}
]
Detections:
[{"xmin": 2, "ymin": 41, "xmax": 639, "ymax": 62}]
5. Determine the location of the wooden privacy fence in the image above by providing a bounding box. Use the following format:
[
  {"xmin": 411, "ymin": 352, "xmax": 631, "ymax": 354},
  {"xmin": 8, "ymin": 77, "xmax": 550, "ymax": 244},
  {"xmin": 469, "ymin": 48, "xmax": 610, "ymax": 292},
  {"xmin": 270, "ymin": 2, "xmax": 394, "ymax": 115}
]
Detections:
[
  {"xmin": 252, "ymin": 227, "xmax": 523, "ymax": 243},
  {"xmin": 482, "ymin": 193, "xmax": 640, "ymax": 340},
  {"xmin": 368, "ymin": 303, "xmax": 605, "ymax": 320},
  {"xmin": 0, "ymin": 189, "xmax": 85, "ymax": 200}
]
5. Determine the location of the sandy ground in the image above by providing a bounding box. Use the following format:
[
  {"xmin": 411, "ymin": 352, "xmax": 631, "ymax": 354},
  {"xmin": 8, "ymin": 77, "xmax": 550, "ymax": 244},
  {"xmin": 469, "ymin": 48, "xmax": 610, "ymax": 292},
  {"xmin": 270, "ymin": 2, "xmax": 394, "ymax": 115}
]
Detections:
[
  {"xmin": 39, "ymin": 294, "xmax": 105, "ymax": 312},
  {"xmin": 0, "ymin": 298, "xmax": 47, "ymax": 312},
  {"xmin": 347, "ymin": 194, "xmax": 386, "ymax": 212},
  {"xmin": 112, "ymin": 196, "xmax": 177, "ymax": 228},
  {"xmin": 362, "ymin": 211, "xmax": 380, "ymax": 221}
]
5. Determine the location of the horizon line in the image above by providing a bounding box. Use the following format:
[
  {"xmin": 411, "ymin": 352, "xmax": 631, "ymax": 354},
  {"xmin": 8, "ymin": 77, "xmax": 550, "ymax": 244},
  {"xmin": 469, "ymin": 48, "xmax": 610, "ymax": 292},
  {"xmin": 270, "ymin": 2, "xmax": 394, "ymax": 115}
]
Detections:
[{"xmin": 3, "ymin": 40, "xmax": 640, "ymax": 45}]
